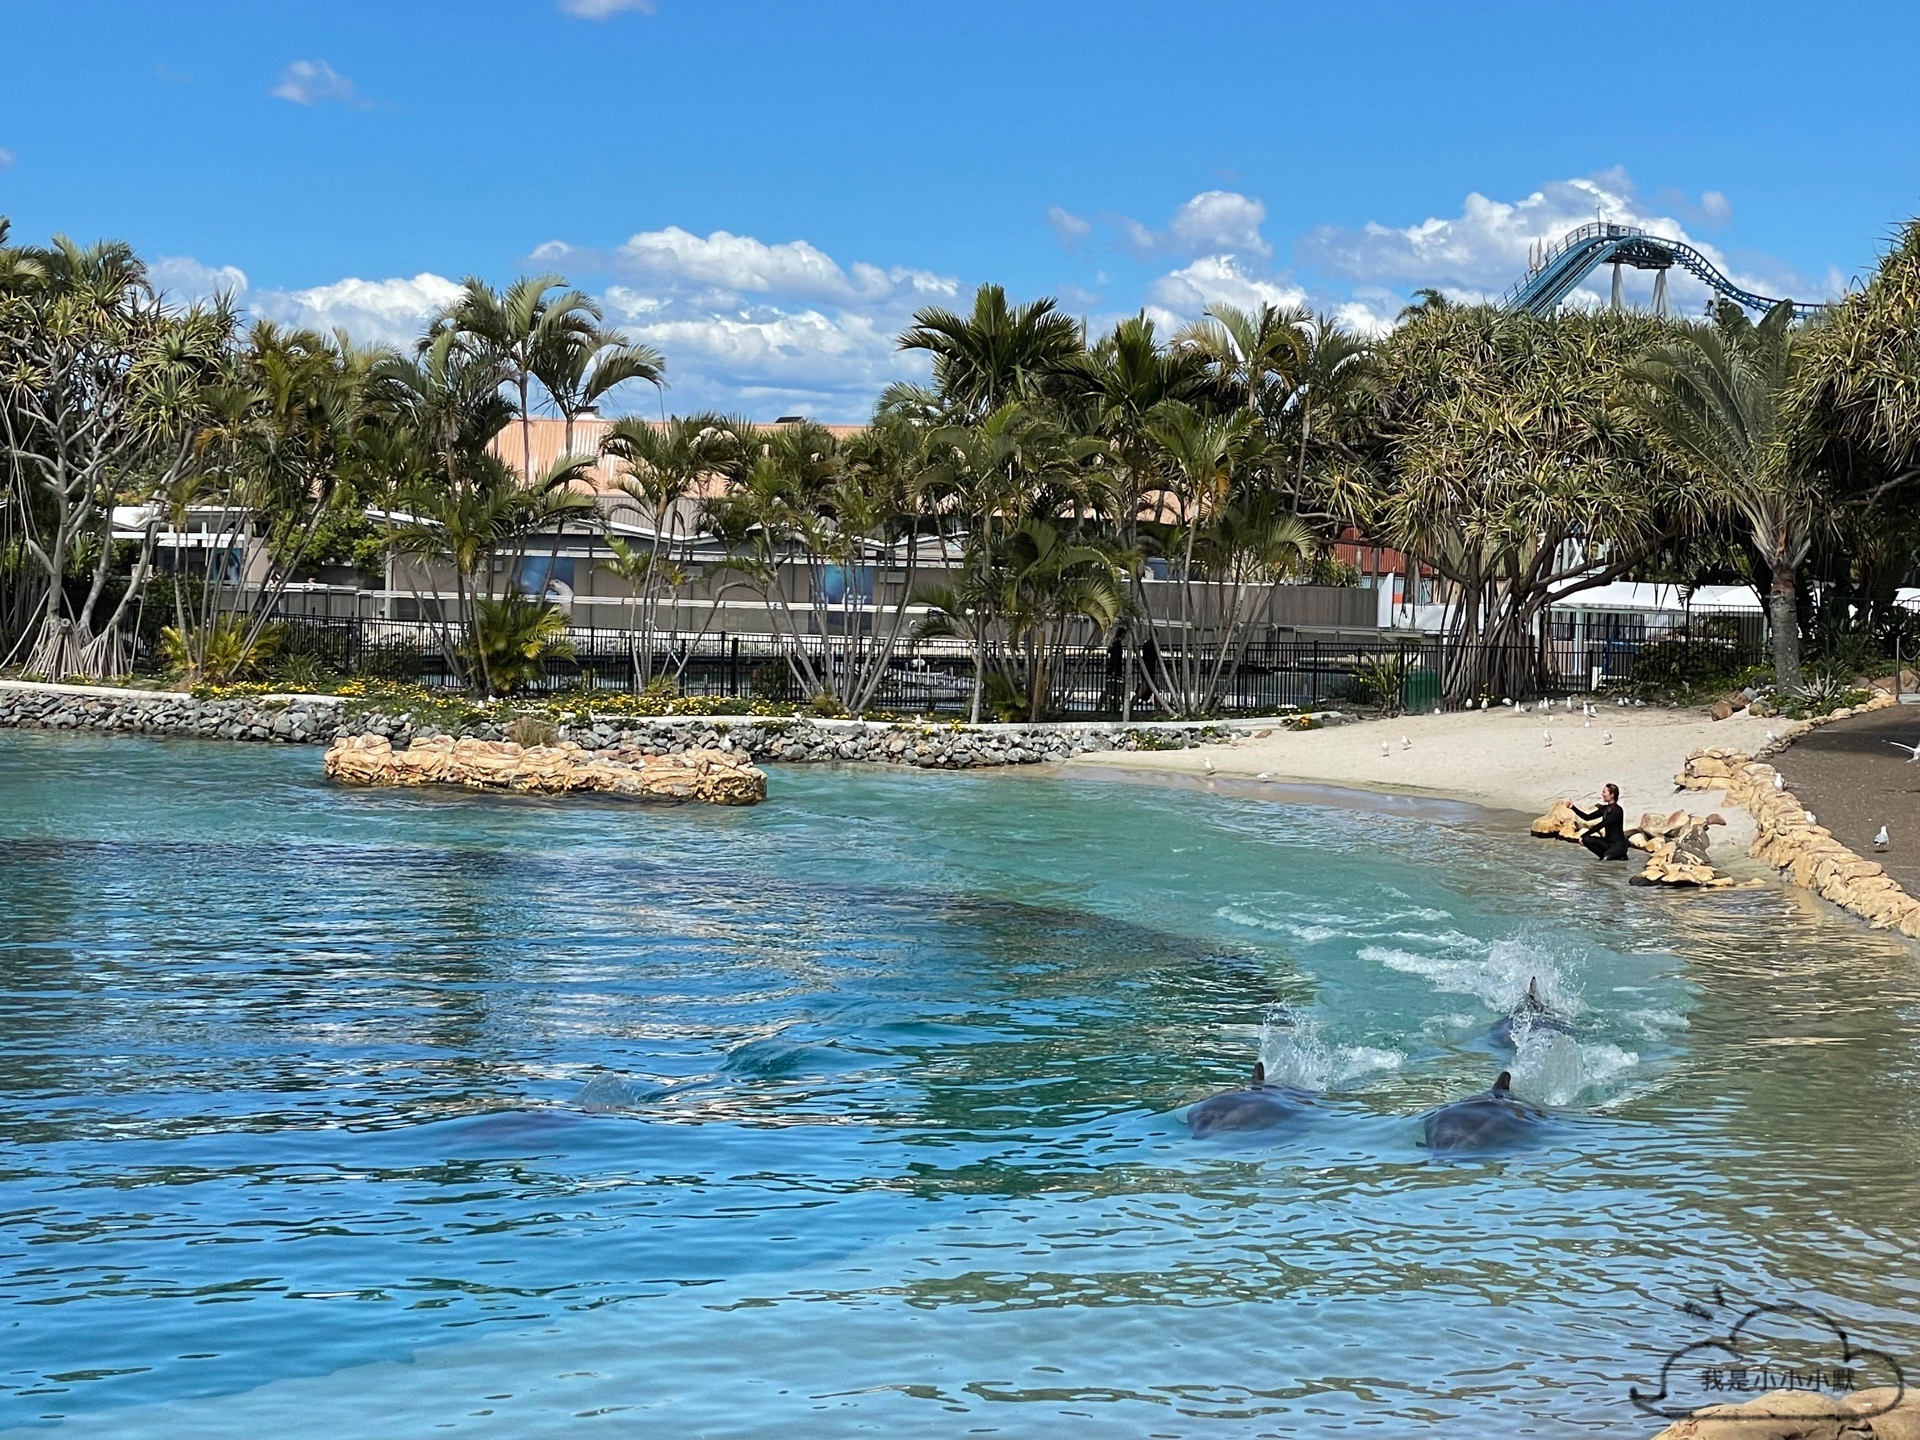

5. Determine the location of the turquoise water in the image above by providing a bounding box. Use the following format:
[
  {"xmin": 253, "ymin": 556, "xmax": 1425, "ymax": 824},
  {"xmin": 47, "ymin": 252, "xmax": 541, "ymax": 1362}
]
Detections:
[{"xmin": 2, "ymin": 731, "xmax": 1918, "ymax": 1437}]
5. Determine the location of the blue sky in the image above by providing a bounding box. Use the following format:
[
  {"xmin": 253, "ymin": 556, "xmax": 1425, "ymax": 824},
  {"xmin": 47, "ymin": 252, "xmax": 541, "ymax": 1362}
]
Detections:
[{"xmin": 4, "ymin": 0, "xmax": 1917, "ymax": 420}]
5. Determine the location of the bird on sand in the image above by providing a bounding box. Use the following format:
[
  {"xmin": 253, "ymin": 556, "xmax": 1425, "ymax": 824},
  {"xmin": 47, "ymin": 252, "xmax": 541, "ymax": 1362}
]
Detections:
[
  {"xmin": 1401, "ymin": 735, "xmax": 1412, "ymax": 750},
  {"xmin": 1773, "ymin": 772, "xmax": 1786, "ymax": 790},
  {"xmin": 1804, "ymin": 811, "xmax": 1817, "ymax": 825},
  {"xmin": 1256, "ymin": 772, "xmax": 1272, "ymax": 781},
  {"xmin": 1542, "ymin": 729, "xmax": 1553, "ymax": 748},
  {"xmin": 1202, "ymin": 758, "xmax": 1215, "ymax": 773},
  {"xmin": 1887, "ymin": 740, "xmax": 1920, "ymax": 763},
  {"xmin": 1875, "ymin": 825, "xmax": 1891, "ymax": 851},
  {"xmin": 1381, "ymin": 741, "xmax": 1391, "ymax": 758},
  {"xmin": 1602, "ymin": 730, "xmax": 1613, "ymax": 746}
]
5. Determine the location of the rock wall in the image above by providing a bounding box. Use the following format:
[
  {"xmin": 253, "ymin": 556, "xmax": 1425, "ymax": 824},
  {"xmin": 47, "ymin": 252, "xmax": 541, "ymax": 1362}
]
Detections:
[
  {"xmin": 0, "ymin": 680, "xmax": 1260, "ymax": 768},
  {"xmin": 1530, "ymin": 800, "xmax": 1753, "ymax": 888},
  {"xmin": 0, "ymin": 682, "xmax": 345, "ymax": 743},
  {"xmin": 1678, "ymin": 742, "xmax": 1920, "ymax": 936},
  {"xmin": 1648, "ymin": 1384, "xmax": 1919, "ymax": 1439},
  {"xmin": 325, "ymin": 734, "xmax": 767, "ymax": 805}
]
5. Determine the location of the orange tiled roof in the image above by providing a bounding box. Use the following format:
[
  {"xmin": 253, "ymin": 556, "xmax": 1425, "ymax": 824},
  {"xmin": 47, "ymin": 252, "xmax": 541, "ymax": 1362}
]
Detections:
[{"xmin": 488, "ymin": 416, "xmax": 869, "ymax": 495}]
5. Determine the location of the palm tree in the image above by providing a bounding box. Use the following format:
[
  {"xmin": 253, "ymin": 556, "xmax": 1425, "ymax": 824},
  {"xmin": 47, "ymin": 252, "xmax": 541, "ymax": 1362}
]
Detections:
[
  {"xmin": 1397, "ymin": 288, "xmax": 1453, "ymax": 323},
  {"xmin": 1626, "ymin": 299, "xmax": 1814, "ymax": 688},
  {"xmin": 899, "ymin": 284, "xmax": 1083, "ymax": 422},
  {"xmin": 1175, "ymin": 301, "xmax": 1308, "ymax": 418},
  {"xmin": 598, "ymin": 414, "xmax": 732, "ymax": 684},
  {"xmin": 536, "ymin": 323, "xmax": 665, "ymax": 455},
  {"xmin": 432, "ymin": 274, "xmax": 601, "ymax": 485}
]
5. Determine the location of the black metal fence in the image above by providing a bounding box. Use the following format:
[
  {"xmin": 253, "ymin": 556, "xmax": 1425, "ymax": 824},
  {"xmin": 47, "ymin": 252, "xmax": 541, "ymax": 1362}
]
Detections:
[{"xmin": 261, "ymin": 611, "xmax": 1772, "ymax": 716}]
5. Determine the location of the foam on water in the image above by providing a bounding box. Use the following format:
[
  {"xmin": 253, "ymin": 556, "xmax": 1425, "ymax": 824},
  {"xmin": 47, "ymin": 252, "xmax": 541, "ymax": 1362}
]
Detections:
[{"xmin": 1257, "ymin": 1005, "xmax": 1404, "ymax": 1091}]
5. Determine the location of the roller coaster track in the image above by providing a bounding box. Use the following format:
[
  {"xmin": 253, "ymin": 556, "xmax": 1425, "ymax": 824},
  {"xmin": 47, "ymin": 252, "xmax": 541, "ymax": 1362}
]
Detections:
[{"xmin": 1499, "ymin": 222, "xmax": 1820, "ymax": 317}]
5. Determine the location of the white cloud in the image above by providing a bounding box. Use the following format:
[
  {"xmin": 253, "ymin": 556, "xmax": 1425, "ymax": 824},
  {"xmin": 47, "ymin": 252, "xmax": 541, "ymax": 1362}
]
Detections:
[
  {"xmin": 1295, "ymin": 169, "xmax": 1820, "ymax": 313},
  {"xmin": 271, "ymin": 59, "xmax": 365, "ymax": 108},
  {"xmin": 1103, "ymin": 189, "xmax": 1273, "ymax": 260},
  {"xmin": 1699, "ymin": 190, "xmax": 1732, "ymax": 225},
  {"xmin": 1046, "ymin": 206, "xmax": 1092, "ymax": 248},
  {"xmin": 535, "ymin": 226, "xmax": 954, "ymax": 311},
  {"xmin": 558, "ymin": 0, "xmax": 655, "ymax": 14},
  {"xmin": 0, "ymin": 147, "xmax": 14, "ymax": 173},
  {"xmin": 252, "ymin": 273, "xmax": 464, "ymax": 346},
  {"xmin": 149, "ymin": 255, "xmax": 249, "ymax": 301},
  {"xmin": 1146, "ymin": 254, "xmax": 1306, "ymax": 318},
  {"xmin": 1166, "ymin": 190, "xmax": 1272, "ymax": 259}
]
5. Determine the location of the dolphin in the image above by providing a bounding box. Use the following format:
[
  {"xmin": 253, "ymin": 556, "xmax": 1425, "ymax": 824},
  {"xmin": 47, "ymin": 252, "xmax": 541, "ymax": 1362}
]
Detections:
[
  {"xmin": 1422, "ymin": 1070, "xmax": 1550, "ymax": 1154},
  {"xmin": 1185, "ymin": 1061, "xmax": 1316, "ymax": 1137},
  {"xmin": 1489, "ymin": 977, "xmax": 1573, "ymax": 1050}
]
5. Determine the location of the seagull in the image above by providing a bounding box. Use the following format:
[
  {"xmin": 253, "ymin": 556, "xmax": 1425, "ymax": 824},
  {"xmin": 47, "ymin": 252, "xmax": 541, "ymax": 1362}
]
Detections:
[
  {"xmin": 1773, "ymin": 772, "xmax": 1786, "ymax": 791},
  {"xmin": 1202, "ymin": 758, "xmax": 1215, "ymax": 773},
  {"xmin": 1401, "ymin": 735, "xmax": 1412, "ymax": 750},
  {"xmin": 1381, "ymin": 741, "xmax": 1391, "ymax": 758},
  {"xmin": 1542, "ymin": 728, "xmax": 1553, "ymax": 748},
  {"xmin": 1887, "ymin": 741, "xmax": 1920, "ymax": 763},
  {"xmin": 1603, "ymin": 730, "xmax": 1613, "ymax": 746},
  {"xmin": 1805, "ymin": 811, "xmax": 1818, "ymax": 825},
  {"xmin": 1502, "ymin": 698, "xmax": 1513, "ymax": 707},
  {"xmin": 1584, "ymin": 718, "xmax": 1591, "ymax": 728},
  {"xmin": 1875, "ymin": 825, "xmax": 1891, "ymax": 851},
  {"xmin": 1480, "ymin": 697, "xmax": 1489, "ymax": 711},
  {"xmin": 1765, "ymin": 730, "xmax": 1777, "ymax": 744},
  {"xmin": 1256, "ymin": 772, "xmax": 1272, "ymax": 781}
]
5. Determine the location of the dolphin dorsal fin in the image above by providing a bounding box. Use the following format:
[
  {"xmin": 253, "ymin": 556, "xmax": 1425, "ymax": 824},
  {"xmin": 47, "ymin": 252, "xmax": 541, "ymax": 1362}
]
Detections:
[
  {"xmin": 1251, "ymin": 1061, "xmax": 1266, "ymax": 1086},
  {"xmin": 1493, "ymin": 1070, "xmax": 1512, "ymax": 1094}
]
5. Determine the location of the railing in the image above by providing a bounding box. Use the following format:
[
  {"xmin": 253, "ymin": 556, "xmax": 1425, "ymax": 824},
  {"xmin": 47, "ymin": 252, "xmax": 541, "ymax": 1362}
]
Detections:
[{"xmin": 259, "ymin": 612, "xmax": 1771, "ymax": 716}]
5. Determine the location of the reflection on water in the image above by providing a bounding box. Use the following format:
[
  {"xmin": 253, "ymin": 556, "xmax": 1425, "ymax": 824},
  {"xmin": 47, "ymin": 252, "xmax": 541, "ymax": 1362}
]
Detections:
[{"xmin": 2, "ymin": 729, "xmax": 1918, "ymax": 1437}]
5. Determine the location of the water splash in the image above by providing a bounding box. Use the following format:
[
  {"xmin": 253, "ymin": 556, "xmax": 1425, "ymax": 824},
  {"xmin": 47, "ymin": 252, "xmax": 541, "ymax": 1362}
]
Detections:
[{"xmin": 1257, "ymin": 1005, "xmax": 1403, "ymax": 1091}]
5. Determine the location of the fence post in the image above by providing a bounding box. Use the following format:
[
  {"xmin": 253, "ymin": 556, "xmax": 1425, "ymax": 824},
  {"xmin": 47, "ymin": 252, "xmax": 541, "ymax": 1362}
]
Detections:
[
  {"xmin": 730, "ymin": 635, "xmax": 740, "ymax": 698},
  {"xmin": 1311, "ymin": 637, "xmax": 1321, "ymax": 709}
]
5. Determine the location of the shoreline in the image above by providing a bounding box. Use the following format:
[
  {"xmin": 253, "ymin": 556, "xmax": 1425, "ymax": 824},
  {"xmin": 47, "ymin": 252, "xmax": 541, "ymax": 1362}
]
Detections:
[{"xmin": 1066, "ymin": 704, "xmax": 1789, "ymax": 865}]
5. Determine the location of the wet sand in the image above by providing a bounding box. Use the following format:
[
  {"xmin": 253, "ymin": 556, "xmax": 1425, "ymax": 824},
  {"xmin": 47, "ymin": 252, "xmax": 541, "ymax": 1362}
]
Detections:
[
  {"xmin": 1069, "ymin": 703, "xmax": 1781, "ymax": 862},
  {"xmin": 1772, "ymin": 702, "xmax": 1920, "ymax": 892}
]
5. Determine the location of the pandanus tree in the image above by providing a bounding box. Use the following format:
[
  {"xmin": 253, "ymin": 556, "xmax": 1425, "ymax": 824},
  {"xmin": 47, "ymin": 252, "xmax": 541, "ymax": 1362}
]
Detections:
[
  {"xmin": 1625, "ymin": 300, "xmax": 1815, "ymax": 689},
  {"xmin": 1793, "ymin": 219, "xmax": 1920, "ymax": 640},
  {"xmin": 1364, "ymin": 305, "xmax": 1691, "ymax": 703},
  {"xmin": 0, "ymin": 234, "xmax": 234, "ymax": 678},
  {"xmin": 157, "ymin": 323, "xmax": 388, "ymax": 684}
]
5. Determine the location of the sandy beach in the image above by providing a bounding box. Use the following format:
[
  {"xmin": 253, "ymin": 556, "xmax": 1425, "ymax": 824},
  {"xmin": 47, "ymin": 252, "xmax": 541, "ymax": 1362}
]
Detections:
[{"xmin": 1071, "ymin": 703, "xmax": 1786, "ymax": 857}]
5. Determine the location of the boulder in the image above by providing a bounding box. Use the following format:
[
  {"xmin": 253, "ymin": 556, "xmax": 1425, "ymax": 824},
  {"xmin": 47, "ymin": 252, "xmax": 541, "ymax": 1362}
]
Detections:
[
  {"xmin": 323, "ymin": 733, "xmax": 767, "ymax": 805},
  {"xmin": 1650, "ymin": 1386, "xmax": 1920, "ymax": 1439}
]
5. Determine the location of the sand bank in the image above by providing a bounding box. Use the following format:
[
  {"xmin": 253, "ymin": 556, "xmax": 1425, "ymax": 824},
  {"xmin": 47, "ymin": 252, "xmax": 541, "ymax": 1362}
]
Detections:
[{"xmin": 1068, "ymin": 703, "xmax": 1786, "ymax": 857}]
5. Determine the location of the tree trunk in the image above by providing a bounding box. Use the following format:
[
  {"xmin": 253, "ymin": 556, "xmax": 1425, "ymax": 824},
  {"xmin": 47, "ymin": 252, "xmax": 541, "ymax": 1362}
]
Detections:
[{"xmin": 1769, "ymin": 559, "xmax": 1802, "ymax": 691}]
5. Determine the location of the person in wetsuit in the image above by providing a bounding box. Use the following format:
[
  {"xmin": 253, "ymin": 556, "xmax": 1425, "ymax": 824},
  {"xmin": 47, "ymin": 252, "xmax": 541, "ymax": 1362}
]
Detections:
[{"xmin": 1573, "ymin": 783, "xmax": 1629, "ymax": 861}]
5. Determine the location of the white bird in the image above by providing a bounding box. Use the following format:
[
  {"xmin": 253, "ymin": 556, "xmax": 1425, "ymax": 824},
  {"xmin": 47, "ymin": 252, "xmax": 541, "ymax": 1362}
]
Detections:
[
  {"xmin": 1433, "ymin": 707, "xmax": 1442, "ymax": 716},
  {"xmin": 1603, "ymin": 730, "xmax": 1613, "ymax": 746},
  {"xmin": 1401, "ymin": 735, "xmax": 1412, "ymax": 750},
  {"xmin": 1805, "ymin": 811, "xmax": 1818, "ymax": 825},
  {"xmin": 1256, "ymin": 772, "xmax": 1272, "ymax": 781},
  {"xmin": 1519, "ymin": 703, "xmax": 1531, "ymax": 713},
  {"xmin": 1875, "ymin": 825, "xmax": 1891, "ymax": 851},
  {"xmin": 1618, "ymin": 697, "xmax": 1628, "ymax": 707},
  {"xmin": 1502, "ymin": 698, "xmax": 1513, "ymax": 707},
  {"xmin": 1480, "ymin": 697, "xmax": 1489, "ymax": 710},
  {"xmin": 1381, "ymin": 741, "xmax": 1391, "ymax": 758},
  {"xmin": 1765, "ymin": 730, "xmax": 1777, "ymax": 744},
  {"xmin": 1773, "ymin": 772, "xmax": 1786, "ymax": 791},
  {"xmin": 1887, "ymin": 740, "xmax": 1920, "ymax": 763},
  {"xmin": 1584, "ymin": 718, "xmax": 1591, "ymax": 729},
  {"xmin": 1202, "ymin": 758, "xmax": 1215, "ymax": 773},
  {"xmin": 1542, "ymin": 728, "xmax": 1553, "ymax": 748}
]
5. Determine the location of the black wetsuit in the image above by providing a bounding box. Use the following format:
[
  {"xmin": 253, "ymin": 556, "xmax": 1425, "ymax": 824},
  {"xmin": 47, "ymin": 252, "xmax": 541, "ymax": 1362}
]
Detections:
[{"xmin": 1573, "ymin": 800, "xmax": 1629, "ymax": 861}]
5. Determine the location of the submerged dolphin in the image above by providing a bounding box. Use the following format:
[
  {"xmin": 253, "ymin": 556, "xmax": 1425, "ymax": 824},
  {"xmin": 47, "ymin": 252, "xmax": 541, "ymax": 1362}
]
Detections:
[
  {"xmin": 1186, "ymin": 1062, "xmax": 1316, "ymax": 1137},
  {"xmin": 1422, "ymin": 1070, "xmax": 1550, "ymax": 1154},
  {"xmin": 1489, "ymin": 977, "xmax": 1573, "ymax": 1050}
]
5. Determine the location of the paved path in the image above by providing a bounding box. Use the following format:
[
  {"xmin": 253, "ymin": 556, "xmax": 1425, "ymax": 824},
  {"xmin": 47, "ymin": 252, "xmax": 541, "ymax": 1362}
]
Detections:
[{"xmin": 1776, "ymin": 702, "xmax": 1920, "ymax": 893}]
